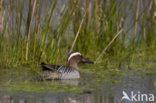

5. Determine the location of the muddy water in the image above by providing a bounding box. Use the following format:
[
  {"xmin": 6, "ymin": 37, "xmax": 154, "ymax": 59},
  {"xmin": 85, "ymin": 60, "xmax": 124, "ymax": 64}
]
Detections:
[{"xmin": 0, "ymin": 65, "xmax": 155, "ymax": 103}]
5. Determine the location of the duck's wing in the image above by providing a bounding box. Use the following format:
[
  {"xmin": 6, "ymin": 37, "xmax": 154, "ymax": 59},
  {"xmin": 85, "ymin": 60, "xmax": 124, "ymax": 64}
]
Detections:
[
  {"xmin": 56, "ymin": 66, "xmax": 80, "ymax": 79},
  {"xmin": 56, "ymin": 66, "xmax": 74, "ymax": 73},
  {"xmin": 41, "ymin": 62, "xmax": 61, "ymax": 72}
]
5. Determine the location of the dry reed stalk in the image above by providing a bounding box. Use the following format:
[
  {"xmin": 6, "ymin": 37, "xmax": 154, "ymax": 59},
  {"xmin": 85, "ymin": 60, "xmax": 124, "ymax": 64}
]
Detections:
[
  {"xmin": 143, "ymin": 27, "xmax": 146, "ymax": 40},
  {"xmin": 25, "ymin": 0, "xmax": 37, "ymax": 61},
  {"xmin": 6, "ymin": 9, "xmax": 10, "ymax": 64},
  {"xmin": 87, "ymin": 1, "xmax": 92, "ymax": 28},
  {"xmin": 134, "ymin": 0, "xmax": 140, "ymax": 37},
  {"xmin": 33, "ymin": 0, "xmax": 39, "ymax": 62},
  {"xmin": 0, "ymin": 0, "xmax": 3, "ymax": 31},
  {"xmin": 95, "ymin": 29, "xmax": 124, "ymax": 64},
  {"xmin": 154, "ymin": 0, "xmax": 156, "ymax": 19},
  {"xmin": 69, "ymin": 10, "xmax": 87, "ymax": 53}
]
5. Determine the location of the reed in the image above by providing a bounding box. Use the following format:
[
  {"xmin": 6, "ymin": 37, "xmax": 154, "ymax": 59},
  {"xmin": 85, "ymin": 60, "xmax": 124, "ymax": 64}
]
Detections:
[
  {"xmin": 25, "ymin": 0, "xmax": 37, "ymax": 61},
  {"xmin": 0, "ymin": 0, "xmax": 155, "ymax": 67}
]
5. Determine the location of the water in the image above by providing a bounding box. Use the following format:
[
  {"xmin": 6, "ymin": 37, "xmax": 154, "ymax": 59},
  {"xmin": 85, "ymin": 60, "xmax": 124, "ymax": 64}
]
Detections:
[{"xmin": 0, "ymin": 64, "xmax": 155, "ymax": 103}]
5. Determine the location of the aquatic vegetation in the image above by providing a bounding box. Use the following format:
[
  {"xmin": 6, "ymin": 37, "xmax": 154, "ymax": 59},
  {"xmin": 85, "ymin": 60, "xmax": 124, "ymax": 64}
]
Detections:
[{"xmin": 0, "ymin": 0, "xmax": 155, "ymax": 67}]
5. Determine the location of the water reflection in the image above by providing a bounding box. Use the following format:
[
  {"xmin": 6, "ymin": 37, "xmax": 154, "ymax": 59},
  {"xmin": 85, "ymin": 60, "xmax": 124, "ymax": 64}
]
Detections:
[
  {"xmin": 0, "ymin": 73, "xmax": 155, "ymax": 103},
  {"xmin": 60, "ymin": 80, "xmax": 80, "ymax": 86},
  {"xmin": 0, "ymin": 94, "xmax": 120, "ymax": 103}
]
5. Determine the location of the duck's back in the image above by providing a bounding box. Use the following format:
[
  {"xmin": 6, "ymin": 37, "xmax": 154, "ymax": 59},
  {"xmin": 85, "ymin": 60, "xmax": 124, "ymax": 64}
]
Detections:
[{"xmin": 41, "ymin": 63, "xmax": 80, "ymax": 79}]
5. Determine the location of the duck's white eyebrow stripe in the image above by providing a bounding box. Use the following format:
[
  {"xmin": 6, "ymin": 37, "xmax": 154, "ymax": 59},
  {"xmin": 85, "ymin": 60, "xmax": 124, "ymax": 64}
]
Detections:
[{"xmin": 68, "ymin": 52, "xmax": 81, "ymax": 62}]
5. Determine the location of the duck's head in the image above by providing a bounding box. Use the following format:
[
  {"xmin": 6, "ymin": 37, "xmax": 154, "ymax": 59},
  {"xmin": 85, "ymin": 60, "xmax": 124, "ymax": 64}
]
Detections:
[{"xmin": 67, "ymin": 52, "xmax": 94, "ymax": 69}]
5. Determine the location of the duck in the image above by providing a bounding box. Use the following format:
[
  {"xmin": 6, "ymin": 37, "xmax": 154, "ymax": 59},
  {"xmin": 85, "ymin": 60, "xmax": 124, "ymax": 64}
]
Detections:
[{"xmin": 41, "ymin": 52, "xmax": 94, "ymax": 80}]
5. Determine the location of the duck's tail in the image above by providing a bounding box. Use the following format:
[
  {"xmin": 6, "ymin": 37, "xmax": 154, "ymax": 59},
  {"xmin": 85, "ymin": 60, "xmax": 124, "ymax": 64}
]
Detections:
[
  {"xmin": 41, "ymin": 62, "xmax": 46, "ymax": 65},
  {"xmin": 40, "ymin": 62, "xmax": 56, "ymax": 72}
]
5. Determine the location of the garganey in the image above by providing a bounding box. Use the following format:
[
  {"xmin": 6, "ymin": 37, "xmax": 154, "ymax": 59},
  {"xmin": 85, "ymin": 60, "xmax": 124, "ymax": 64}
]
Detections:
[{"xmin": 41, "ymin": 52, "xmax": 94, "ymax": 80}]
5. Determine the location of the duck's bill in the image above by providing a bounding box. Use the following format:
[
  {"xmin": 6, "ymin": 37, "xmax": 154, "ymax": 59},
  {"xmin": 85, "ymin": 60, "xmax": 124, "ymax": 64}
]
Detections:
[{"xmin": 82, "ymin": 58, "xmax": 94, "ymax": 64}]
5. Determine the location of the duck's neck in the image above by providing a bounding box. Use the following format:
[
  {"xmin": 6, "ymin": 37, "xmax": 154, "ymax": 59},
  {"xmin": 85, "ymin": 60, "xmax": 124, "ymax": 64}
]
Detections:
[
  {"xmin": 67, "ymin": 61, "xmax": 82, "ymax": 77},
  {"xmin": 67, "ymin": 62, "xmax": 78, "ymax": 70}
]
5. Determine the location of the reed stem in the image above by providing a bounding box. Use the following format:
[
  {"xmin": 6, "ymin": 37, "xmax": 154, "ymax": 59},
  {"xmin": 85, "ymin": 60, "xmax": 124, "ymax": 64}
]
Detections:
[
  {"xmin": 95, "ymin": 29, "xmax": 124, "ymax": 63},
  {"xmin": 25, "ymin": 0, "xmax": 37, "ymax": 61},
  {"xmin": 134, "ymin": 0, "xmax": 140, "ymax": 38},
  {"xmin": 0, "ymin": 0, "xmax": 3, "ymax": 31},
  {"xmin": 69, "ymin": 10, "xmax": 86, "ymax": 53}
]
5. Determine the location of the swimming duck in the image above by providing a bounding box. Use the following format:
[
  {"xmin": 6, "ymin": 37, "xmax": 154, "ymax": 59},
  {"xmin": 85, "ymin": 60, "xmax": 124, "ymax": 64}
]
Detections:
[{"xmin": 41, "ymin": 52, "xmax": 94, "ymax": 80}]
